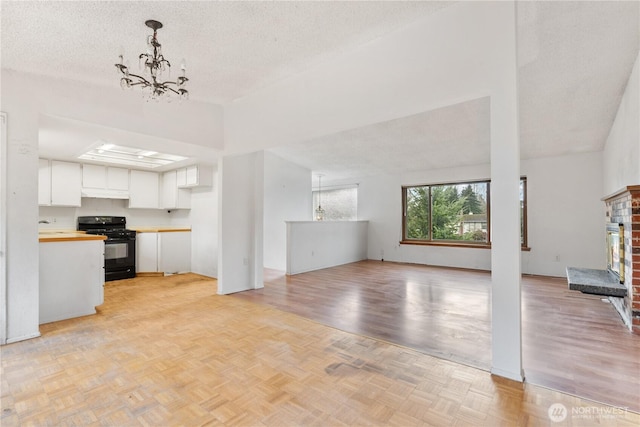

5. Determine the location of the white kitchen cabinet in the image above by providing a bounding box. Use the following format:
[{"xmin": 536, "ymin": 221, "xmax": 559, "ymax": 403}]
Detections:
[
  {"xmin": 82, "ymin": 164, "xmax": 106, "ymax": 188},
  {"xmin": 51, "ymin": 161, "xmax": 82, "ymax": 206},
  {"xmin": 107, "ymin": 167, "xmax": 129, "ymax": 190},
  {"xmin": 129, "ymin": 170, "xmax": 160, "ymax": 208},
  {"xmin": 177, "ymin": 165, "xmax": 213, "ymax": 188},
  {"xmin": 158, "ymin": 231, "xmax": 191, "ymax": 274},
  {"xmin": 136, "ymin": 232, "xmax": 159, "ymax": 272},
  {"xmin": 176, "ymin": 168, "xmax": 187, "ymax": 187},
  {"xmin": 136, "ymin": 231, "xmax": 191, "ymax": 274},
  {"xmin": 162, "ymin": 170, "xmax": 191, "ymax": 209},
  {"xmin": 39, "ymin": 160, "xmax": 81, "ymax": 207},
  {"xmin": 38, "ymin": 159, "xmax": 51, "ymax": 206},
  {"xmin": 39, "ymin": 239, "xmax": 105, "ymax": 324},
  {"xmin": 82, "ymin": 164, "xmax": 129, "ymax": 191}
]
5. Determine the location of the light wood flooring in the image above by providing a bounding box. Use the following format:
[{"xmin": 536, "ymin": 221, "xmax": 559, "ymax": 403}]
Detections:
[
  {"xmin": 232, "ymin": 260, "xmax": 640, "ymax": 413},
  {"xmin": 1, "ymin": 272, "xmax": 638, "ymax": 426}
]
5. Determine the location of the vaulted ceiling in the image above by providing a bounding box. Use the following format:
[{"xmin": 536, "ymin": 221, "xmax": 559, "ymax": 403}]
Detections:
[{"xmin": 2, "ymin": 1, "xmax": 638, "ymax": 180}]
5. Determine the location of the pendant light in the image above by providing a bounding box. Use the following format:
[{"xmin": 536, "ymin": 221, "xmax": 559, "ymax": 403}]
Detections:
[{"xmin": 315, "ymin": 174, "xmax": 325, "ymax": 221}]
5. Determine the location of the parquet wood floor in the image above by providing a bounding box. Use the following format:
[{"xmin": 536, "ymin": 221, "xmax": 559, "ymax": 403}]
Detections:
[
  {"xmin": 232, "ymin": 260, "xmax": 640, "ymax": 413},
  {"xmin": 1, "ymin": 272, "xmax": 638, "ymax": 426}
]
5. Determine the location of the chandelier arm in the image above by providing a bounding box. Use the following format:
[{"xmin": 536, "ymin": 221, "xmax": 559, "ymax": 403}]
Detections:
[
  {"xmin": 160, "ymin": 80, "xmax": 184, "ymax": 87},
  {"xmin": 129, "ymin": 81, "xmax": 151, "ymax": 88},
  {"xmin": 164, "ymin": 87, "xmax": 182, "ymax": 96},
  {"xmin": 126, "ymin": 73, "xmax": 152, "ymax": 84}
]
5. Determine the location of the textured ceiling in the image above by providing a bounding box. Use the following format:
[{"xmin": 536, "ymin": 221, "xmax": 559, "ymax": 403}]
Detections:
[
  {"xmin": 270, "ymin": 1, "xmax": 640, "ymax": 181},
  {"xmin": 1, "ymin": 0, "xmax": 451, "ymax": 104},
  {"xmin": 2, "ymin": 1, "xmax": 639, "ymax": 181},
  {"xmin": 271, "ymin": 97, "xmax": 491, "ymax": 180}
]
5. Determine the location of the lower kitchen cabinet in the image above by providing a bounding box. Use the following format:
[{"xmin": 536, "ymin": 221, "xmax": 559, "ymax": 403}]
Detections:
[
  {"xmin": 39, "ymin": 239, "xmax": 104, "ymax": 324},
  {"xmin": 136, "ymin": 230, "xmax": 191, "ymax": 274},
  {"xmin": 136, "ymin": 233, "xmax": 159, "ymax": 272},
  {"xmin": 158, "ymin": 232, "xmax": 191, "ymax": 274}
]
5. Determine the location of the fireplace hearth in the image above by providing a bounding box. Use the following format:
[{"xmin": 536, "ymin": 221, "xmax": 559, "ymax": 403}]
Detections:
[{"xmin": 566, "ymin": 186, "xmax": 639, "ymax": 334}]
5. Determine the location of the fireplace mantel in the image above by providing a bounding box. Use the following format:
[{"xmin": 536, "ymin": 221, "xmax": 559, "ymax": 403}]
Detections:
[{"xmin": 601, "ymin": 185, "xmax": 640, "ymax": 202}]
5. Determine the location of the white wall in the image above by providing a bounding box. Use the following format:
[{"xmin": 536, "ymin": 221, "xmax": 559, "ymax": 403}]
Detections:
[
  {"xmin": 6, "ymin": 70, "xmax": 224, "ymax": 151},
  {"xmin": 522, "ymin": 152, "xmax": 605, "ymax": 275},
  {"xmin": 225, "ymin": 2, "xmax": 516, "ymax": 154},
  {"xmin": 2, "ymin": 73, "xmax": 41, "ymax": 343},
  {"xmin": 358, "ymin": 151, "xmax": 605, "ymax": 278},
  {"xmin": 263, "ymin": 152, "xmax": 312, "ymax": 271},
  {"xmin": 39, "ymin": 199, "xmax": 175, "ymax": 229},
  {"xmin": 359, "ymin": 164, "xmax": 494, "ymax": 271},
  {"xmin": 286, "ymin": 221, "xmax": 368, "ymax": 275},
  {"xmin": 189, "ymin": 169, "xmax": 218, "ymax": 278},
  {"xmin": 603, "ymin": 51, "xmax": 640, "ymax": 195},
  {"xmin": 217, "ymin": 152, "xmax": 263, "ymax": 294}
]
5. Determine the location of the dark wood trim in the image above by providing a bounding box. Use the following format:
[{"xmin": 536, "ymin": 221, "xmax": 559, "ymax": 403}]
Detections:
[
  {"xmin": 400, "ymin": 241, "xmax": 531, "ymax": 251},
  {"xmin": 400, "ymin": 240, "xmax": 491, "ymax": 249},
  {"xmin": 486, "ymin": 181, "xmax": 491, "ymax": 244},
  {"xmin": 521, "ymin": 176, "xmax": 527, "ymax": 248}
]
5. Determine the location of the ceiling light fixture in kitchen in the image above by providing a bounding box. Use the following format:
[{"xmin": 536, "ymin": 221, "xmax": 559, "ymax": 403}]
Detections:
[
  {"xmin": 115, "ymin": 20, "xmax": 189, "ymax": 101},
  {"xmin": 79, "ymin": 143, "xmax": 187, "ymax": 168}
]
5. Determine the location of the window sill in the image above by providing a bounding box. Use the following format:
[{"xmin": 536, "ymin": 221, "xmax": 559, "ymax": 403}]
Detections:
[{"xmin": 400, "ymin": 240, "xmax": 531, "ymax": 251}]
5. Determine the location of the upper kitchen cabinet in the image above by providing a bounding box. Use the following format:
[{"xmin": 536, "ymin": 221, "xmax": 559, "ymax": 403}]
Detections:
[
  {"xmin": 39, "ymin": 159, "xmax": 81, "ymax": 207},
  {"xmin": 178, "ymin": 165, "xmax": 213, "ymax": 188},
  {"xmin": 38, "ymin": 159, "xmax": 51, "ymax": 205},
  {"xmin": 82, "ymin": 164, "xmax": 129, "ymax": 199},
  {"xmin": 162, "ymin": 170, "xmax": 191, "ymax": 209},
  {"xmin": 129, "ymin": 170, "xmax": 160, "ymax": 209}
]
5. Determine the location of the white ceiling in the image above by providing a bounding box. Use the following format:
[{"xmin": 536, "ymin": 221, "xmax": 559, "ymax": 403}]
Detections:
[{"xmin": 2, "ymin": 1, "xmax": 639, "ymax": 180}]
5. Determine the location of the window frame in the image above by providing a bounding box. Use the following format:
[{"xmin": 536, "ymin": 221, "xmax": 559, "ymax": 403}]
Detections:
[{"xmin": 401, "ymin": 177, "xmax": 528, "ymax": 250}]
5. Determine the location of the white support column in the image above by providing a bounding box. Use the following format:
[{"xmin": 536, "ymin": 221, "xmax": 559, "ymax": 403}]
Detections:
[
  {"xmin": 217, "ymin": 151, "xmax": 264, "ymax": 295},
  {"xmin": 490, "ymin": 1, "xmax": 524, "ymax": 382}
]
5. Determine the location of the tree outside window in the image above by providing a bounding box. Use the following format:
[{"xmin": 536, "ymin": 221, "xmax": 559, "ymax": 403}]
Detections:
[{"xmin": 402, "ymin": 179, "xmax": 526, "ymax": 247}]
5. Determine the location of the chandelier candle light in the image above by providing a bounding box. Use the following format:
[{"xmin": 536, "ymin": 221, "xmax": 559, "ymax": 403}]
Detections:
[{"xmin": 115, "ymin": 20, "xmax": 189, "ymax": 101}]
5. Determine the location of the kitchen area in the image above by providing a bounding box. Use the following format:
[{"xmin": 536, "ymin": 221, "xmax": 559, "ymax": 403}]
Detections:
[{"xmin": 38, "ymin": 159, "xmax": 218, "ymax": 324}]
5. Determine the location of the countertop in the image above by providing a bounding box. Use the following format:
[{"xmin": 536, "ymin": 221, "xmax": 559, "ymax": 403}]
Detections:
[
  {"xmin": 39, "ymin": 231, "xmax": 107, "ymax": 243},
  {"xmin": 128, "ymin": 226, "xmax": 192, "ymax": 233}
]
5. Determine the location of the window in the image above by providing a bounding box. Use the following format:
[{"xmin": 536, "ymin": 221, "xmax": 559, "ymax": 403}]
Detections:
[
  {"xmin": 402, "ymin": 178, "xmax": 528, "ymax": 248},
  {"xmin": 312, "ymin": 186, "xmax": 358, "ymax": 221}
]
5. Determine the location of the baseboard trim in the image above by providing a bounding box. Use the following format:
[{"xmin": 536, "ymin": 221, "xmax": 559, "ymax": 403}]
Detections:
[
  {"xmin": 491, "ymin": 367, "xmax": 525, "ymax": 382},
  {"xmin": 136, "ymin": 272, "xmax": 164, "ymax": 277},
  {"xmin": 5, "ymin": 331, "xmax": 41, "ymax": 345}
]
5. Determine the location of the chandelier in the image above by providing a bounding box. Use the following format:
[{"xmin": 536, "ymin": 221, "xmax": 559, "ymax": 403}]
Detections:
[
  {"xmin": 315, "ymin": 174, "xmax": 325, "ymax": 221},
  {"xmin": 115, "ymin": 20, "xmax": 189, "ymax": 101}
]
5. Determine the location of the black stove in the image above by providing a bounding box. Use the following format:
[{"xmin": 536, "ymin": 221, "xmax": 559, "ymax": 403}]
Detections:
[{"xmin": 78, "ymin": 216, "xmax": 136, "ymax": 281}]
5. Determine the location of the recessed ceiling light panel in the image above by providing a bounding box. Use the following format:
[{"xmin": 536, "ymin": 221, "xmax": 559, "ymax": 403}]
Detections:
[{"xmin": 78, "ymin": 144, "xmax": 187, "ymax": 168}]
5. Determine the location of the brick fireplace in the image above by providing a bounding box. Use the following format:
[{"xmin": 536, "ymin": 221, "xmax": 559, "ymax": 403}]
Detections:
[{"xmin": 604, "ymin": 185, "xmax": 640, "ymax": 334}]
